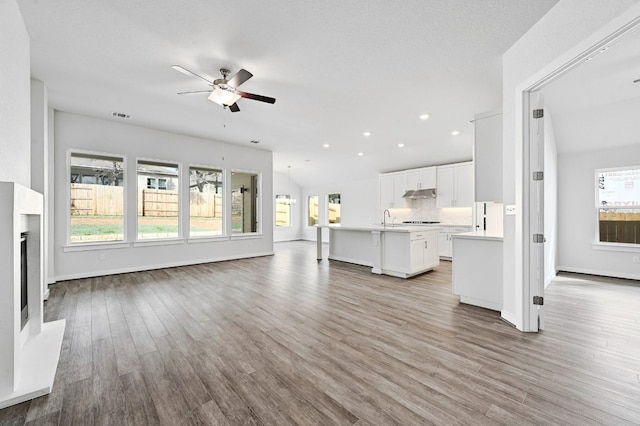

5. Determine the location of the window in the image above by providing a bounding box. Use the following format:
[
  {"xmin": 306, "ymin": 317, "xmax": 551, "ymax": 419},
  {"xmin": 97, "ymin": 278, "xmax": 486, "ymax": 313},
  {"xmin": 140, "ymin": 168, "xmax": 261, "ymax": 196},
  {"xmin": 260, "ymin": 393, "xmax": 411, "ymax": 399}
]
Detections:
[
  {"xmin": 231, "ymin": 171, "xmax": 260, "ymax": 234},
  {"xmin": 308, "ymin": 195, "xmax": 319, "ymax": 226},
  {"xmin": 69, "ymin": 152, "xmax": 124, "ymax": 243},
  {"xmin": 328, "ymin": 193, "xmax": 341, "ymax": 224},
  {"xmin": 275, "ymin": 195, "xmax": 292, "ymax": 227},
  {"xmin": 137, "ymin": 160, "xmax": 179, "ymax": 239},
  {"xmin": 596, "ymin": 167, "xmax": 640, "ymax": 245},
  {"xmin": 189, "ymin": 167, "xmax": 223, "ymax": 237}
]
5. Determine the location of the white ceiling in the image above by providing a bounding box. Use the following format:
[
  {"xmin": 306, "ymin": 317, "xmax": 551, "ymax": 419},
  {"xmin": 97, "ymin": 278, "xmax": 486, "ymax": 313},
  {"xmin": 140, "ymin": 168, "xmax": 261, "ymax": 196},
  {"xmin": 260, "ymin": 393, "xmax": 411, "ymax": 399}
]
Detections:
[
  {"xmin": 18, "ymin": 0, "xmax": 558, "ymax": 187},
  {"xmin": 542, "ymin": 27, "xmax": 640, "ymax": 153}
]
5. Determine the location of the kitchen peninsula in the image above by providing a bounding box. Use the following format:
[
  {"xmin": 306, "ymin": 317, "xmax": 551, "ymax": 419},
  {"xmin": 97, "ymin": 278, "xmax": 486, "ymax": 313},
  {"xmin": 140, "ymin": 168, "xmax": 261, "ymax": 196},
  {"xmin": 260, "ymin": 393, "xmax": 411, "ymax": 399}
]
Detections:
[{"xmin": 316, "ymin": 225, "xmax": 440, "ymax": 278}]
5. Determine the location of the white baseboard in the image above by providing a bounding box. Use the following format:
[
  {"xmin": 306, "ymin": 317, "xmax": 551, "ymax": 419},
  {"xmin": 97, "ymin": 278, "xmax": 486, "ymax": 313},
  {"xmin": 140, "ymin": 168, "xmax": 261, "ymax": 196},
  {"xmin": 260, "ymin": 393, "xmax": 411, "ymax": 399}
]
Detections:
[
  {"xmin": 557, "ymin": 266, "xmax": 640, "ymax": 281},
  {"xmin": 544, "ymin": 270, "xmax": 557, "ymax": 289},
  {"xmin": 53, "ymin": 251, "xmax": 274, "ymax": 282},
  {"xmin": 500, "ymin": 309, "xmax": 521, "ymax": 331}
]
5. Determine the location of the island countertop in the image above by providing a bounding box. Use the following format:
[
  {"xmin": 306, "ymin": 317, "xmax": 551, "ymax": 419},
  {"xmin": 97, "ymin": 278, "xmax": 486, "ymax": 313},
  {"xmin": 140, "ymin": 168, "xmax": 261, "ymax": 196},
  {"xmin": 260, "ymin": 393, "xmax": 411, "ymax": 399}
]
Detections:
[{"xmin": 318, "ymin": 224, "xmax": 441, "ymax": 233}]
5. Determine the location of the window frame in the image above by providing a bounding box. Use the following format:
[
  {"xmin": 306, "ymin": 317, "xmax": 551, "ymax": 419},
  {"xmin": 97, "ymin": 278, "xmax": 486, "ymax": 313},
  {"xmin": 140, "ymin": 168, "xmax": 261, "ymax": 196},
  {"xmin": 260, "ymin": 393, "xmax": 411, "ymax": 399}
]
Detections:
[
  {"xmin": 275, "ymin": 194, "xmax": 292, "ymax": 228},
  {"xmin": 136, "ymin": 157, "xmax": 181, "ymax": 241},
  {"xmin": 327, "ymin": 192, "xmax": 341, "ymax": 225},
  {"xmin": 188, "ymin": 164, "xmax": 225, "ymax": 239},
  {"xmin": 594, "ymin": 166, "xmax": 640, "ymax": 249},
  {"xmin": 307, "ymin": 195, "xmax": 319, "ymax": 227},
  {"xmin": 230, "ymin": 169, "xmax": 262, "ymax": 236},
  {"xmin": 67, "ymin": 149, "xmax": 127, "ymax": 246}
]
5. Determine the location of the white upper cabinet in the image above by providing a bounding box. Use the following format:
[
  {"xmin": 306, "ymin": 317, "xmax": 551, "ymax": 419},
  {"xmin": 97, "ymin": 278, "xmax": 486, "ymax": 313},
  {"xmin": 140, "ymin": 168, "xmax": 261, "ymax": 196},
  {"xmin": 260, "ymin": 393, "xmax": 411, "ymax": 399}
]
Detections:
[
  {"xmin": 378, "ymin": 172, "xmax": 406, "ymax": 209},
  {"xmin": 393, "ymin": 173, "xmax": 407, "ymax": 206},
  {"xmin": 474, "ymin": 109, "xmax": 502, "ymax": 202},
  {"xmin": 406, "ymin": 167, "xmax": 436, "ymax": 190},
  {"xmin": 456, "ymin": 163, "xmax": 474, "ymax": 207},
  {"xmin": 436, "ymin": 162, "xmax": 473, "ymax": 208}
]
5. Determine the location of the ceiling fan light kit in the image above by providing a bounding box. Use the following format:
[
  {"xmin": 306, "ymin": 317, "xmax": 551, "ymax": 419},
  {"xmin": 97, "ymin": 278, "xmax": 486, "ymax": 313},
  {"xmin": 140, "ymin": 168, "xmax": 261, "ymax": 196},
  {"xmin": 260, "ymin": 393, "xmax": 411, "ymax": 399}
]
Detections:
[
  {"xmin": 174, "ymin": 65, "xmax": 275, "ymax": 113},
  {"xmin": 208, "ymin": 87, "xmax": 241, "ymax": 106}
]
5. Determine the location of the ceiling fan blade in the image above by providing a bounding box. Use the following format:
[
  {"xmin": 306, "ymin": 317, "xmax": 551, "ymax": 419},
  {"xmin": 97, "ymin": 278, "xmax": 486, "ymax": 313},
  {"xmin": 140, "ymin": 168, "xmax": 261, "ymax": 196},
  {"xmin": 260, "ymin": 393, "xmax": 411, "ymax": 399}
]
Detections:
[
  {"xmin": 177, "ymin": 90, "xmax": 213, "ymax": 95},
  {"xmin": 229, "ymin": 103, "xmax": 240, "ymax": 112},
  {"xmin": 171, "ymin": 65, "xmax": 213, "ymax": 84},
  {"xmin": 227, "ymin": 69, "xmax": 253, "ymax": 88},
  {"xmin": 238, "ymin": 91, "xmax": 276, "ymax": 104}
]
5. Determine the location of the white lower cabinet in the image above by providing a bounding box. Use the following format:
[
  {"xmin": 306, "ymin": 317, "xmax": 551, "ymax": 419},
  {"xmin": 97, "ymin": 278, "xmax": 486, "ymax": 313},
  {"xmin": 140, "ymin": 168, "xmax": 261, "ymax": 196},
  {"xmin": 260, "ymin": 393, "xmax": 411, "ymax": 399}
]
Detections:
[
  {"xmin": 382, "ymin": 230, "xmax": 439, "ymax": 278},
  {"xmin": 438, "ymin": 226, "xmax": 473, "ymax": 259},
  {"xmin": 410, "ymin": 231, "xmax": 439, "ymax": 272}
]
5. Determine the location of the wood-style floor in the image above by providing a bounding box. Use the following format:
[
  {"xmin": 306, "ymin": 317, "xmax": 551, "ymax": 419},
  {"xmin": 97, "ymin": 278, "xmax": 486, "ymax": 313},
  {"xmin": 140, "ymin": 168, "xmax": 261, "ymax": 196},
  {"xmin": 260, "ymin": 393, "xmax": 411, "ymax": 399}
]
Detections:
[{"xmin": 2, "ymin": 241, "xmax": 640, "ymax": 425}]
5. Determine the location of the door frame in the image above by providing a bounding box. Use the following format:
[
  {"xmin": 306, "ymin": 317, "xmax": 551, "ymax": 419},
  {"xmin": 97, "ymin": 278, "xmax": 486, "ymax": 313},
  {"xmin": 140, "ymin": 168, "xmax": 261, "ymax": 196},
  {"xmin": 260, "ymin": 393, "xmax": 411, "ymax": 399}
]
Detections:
[{"xmin": 520, "ymin": 17, "xmax": 640, "ymax": 332}]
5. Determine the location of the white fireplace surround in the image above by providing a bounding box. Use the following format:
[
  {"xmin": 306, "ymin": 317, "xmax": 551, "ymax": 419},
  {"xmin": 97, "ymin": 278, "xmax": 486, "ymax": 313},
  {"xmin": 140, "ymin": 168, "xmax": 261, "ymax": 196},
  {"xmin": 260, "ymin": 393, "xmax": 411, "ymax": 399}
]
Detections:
[{"xmin": 0, "ymin": 181, "xmax": 65, "ymax": 409}]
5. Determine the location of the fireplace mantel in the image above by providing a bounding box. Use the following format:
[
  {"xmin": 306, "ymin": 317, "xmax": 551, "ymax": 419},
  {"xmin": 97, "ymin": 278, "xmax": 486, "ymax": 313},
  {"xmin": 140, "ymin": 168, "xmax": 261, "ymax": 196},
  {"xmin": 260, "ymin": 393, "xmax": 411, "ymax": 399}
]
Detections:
[{"xmin": 0, "ymin": 181, "xmax": 65, "ymax": 409}]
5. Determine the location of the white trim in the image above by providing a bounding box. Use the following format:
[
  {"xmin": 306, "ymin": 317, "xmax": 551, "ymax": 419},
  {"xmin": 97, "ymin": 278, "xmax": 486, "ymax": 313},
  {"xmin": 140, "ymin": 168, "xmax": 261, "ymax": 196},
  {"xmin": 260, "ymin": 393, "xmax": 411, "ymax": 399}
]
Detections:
[
  {"xmin": 187, "ymin": 236, "xmax": 228, "ymax": 244},
  {"xmin": 53, "ymin": 251, "xmax": 275, "ymax": 282},
  {"xmin": 133, "ymin": 238, "xmax": 185, "ymax": 247},
  {"xmin": 230, "ymin": 233, "xmax": 264, "ymax": 240},
  {"xmin": 557, "ymin": 266, "xmax": 640, "ymax": 282},
  {"xmin": 460, "ymin": 295, "xmax": 502, "ymax": 312},
  {"xmin": 63, "ymin": 241, "xmax": 131, "ymax": 252},
  {"xmin": 592, "ymin": 242, "xmax": 640, "ymax": 253}
]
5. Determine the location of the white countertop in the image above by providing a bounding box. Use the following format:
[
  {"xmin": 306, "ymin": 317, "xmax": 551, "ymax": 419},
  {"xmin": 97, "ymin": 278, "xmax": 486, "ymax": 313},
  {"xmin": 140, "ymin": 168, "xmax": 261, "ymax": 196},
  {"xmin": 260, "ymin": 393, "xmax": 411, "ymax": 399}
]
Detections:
[
  {"xmin": 452, "ymin": 230, "xmax": 503, "ymax": 241},
  {"xmin": 319, "ymin": 224, "xmax": 441, "ymax": 233}
]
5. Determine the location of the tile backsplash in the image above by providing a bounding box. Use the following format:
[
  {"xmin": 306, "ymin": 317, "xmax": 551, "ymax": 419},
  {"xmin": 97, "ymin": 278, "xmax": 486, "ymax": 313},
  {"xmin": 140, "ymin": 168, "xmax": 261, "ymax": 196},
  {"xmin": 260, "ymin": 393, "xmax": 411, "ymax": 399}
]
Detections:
[{"xmin": 384, "ymin": 198, "xmax": 473, "ymax": 225}]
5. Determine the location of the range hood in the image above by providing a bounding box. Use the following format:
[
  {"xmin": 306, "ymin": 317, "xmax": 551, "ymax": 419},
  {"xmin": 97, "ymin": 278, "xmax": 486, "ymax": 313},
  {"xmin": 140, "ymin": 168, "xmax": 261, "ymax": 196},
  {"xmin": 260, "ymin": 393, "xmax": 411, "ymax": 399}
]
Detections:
[{"xmin": 402, "ymin": 188, "xmax": 436, "ymax": 199}]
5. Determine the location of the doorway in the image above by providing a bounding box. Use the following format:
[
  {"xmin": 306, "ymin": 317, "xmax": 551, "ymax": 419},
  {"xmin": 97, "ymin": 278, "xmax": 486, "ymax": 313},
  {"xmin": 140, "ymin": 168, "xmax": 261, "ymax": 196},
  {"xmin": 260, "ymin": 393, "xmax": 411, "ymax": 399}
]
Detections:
[{"xmin": 522, "ymin": 18, "xmax": 640, "ymax": 332}]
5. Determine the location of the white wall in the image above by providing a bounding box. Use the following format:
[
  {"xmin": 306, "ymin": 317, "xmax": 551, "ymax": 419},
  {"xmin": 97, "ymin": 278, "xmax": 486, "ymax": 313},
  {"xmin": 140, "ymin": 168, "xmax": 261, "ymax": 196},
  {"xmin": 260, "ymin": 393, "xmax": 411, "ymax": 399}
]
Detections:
[
  {"xmin": 0, "ymin": 0, "xmax": 30, "ymax": 187},
  {"xmin": 543, "ymin": 111, "xmax": 558, "ymax": 287},
  {"xmin": 53, "ymin": 111, "xmax": 273, "ymax": 281},
  {"xmin": 301, "ymin": 177, "xmax": 378, "ymax": 241},
  {"xmin": 502, "ymin": 0, "xmax": 640, "ymax": 330},
  {"xmin": 558, "ymin": 144, "xmax": 640, "ymax": 280},
  {"xmin": 273, "ymin": 171, "xmax": 302, "ymax": 242}
]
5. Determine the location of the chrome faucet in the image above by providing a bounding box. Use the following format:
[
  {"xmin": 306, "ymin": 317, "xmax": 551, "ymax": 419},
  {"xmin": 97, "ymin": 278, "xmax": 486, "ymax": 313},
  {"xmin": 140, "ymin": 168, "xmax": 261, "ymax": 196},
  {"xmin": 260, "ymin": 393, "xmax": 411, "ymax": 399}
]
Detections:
[{"xmin": 383, "ymin": 209, "xmax": 390, "ymax": 227}]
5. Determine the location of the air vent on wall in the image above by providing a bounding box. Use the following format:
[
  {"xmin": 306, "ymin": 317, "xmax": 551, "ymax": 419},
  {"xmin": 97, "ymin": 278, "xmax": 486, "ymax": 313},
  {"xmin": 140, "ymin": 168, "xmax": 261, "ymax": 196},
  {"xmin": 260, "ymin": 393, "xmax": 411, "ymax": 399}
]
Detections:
[{"xmin": 111, "ymin": 112, "xmax": 131, "ymax": 119}]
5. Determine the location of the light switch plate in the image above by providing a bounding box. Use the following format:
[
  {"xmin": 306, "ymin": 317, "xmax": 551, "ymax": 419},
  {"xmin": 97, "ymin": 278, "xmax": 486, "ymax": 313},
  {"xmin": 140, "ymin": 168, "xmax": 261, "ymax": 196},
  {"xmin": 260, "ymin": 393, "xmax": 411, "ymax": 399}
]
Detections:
[{"xmin": 505, "ymin": 205, "xmax": 516, "ymax": 215}]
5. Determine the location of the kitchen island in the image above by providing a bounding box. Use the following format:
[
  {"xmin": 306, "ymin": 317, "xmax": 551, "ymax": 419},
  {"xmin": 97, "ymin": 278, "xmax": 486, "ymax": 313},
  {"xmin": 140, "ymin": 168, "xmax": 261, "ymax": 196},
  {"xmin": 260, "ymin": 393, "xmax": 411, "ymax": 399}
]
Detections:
[{"xmin": 316, "ymin": 225, "xmax": 440, "ymax": 278}]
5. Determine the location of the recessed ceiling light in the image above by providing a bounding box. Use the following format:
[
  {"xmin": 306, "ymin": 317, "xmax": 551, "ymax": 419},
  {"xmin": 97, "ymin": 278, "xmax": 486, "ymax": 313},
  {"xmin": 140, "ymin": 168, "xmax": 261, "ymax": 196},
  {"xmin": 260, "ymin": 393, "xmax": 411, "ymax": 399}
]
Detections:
[
  {"xmin": 358, "ymin": 152, "xmax": 364, "ymax": 156},
  {"xmin": 419, "ymin": 114, "xmax": 430, "ymax": 120},
  {"xmin": 323, "ymin": 143, "xmax": 330, "ymax": 148},
  {"xmin": 451, "ymin": 130, "xmax": 460, "ymax": 136},
  {"xmin": 398, "ymin": 143, "xmax": 405, "ymax": 148},
  {"xmin": 363, "ymin": 131, "xmax": 371, "ymax": 137}
]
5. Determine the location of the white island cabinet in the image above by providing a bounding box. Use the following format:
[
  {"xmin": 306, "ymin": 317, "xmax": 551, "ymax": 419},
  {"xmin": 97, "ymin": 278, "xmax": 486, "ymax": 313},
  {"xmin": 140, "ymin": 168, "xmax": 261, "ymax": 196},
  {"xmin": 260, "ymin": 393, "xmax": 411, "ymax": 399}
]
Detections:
[
  {"xmin": 320, "ymin": 225, "xmax": 440, "ymax": 278},
  {"xmin": 452, "ymin": 231, "xmax": 503, "ymax": 311},
  {"xmin": 383, "ymin": 230, "xmax": 439, "ymax": 278}
]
